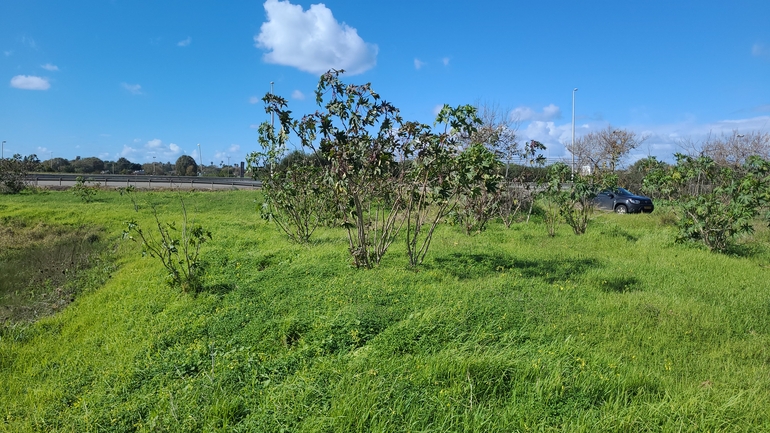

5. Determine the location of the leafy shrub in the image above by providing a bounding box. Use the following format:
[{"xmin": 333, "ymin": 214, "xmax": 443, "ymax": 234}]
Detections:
[
  {"xmin": 123, "ymin": 197, "xmax": 212, "ymax": 292},
  {"xmin": 0, "ymin": 154, "xmax": 39, "ymax": 194},
  {"xmin": 540, "ymin": 162, "xmax": 615, "ymax": 235},
  {"xmin": 250, "ymin": 71, "xmax": 500, "ymax": 268},
  {"xmin": 644, "ymin": 154, "xmax": 770, "ymax": 252},
  {"xmin": 71, "ymin": 176, "xmax": 99, "ymax": 202}
]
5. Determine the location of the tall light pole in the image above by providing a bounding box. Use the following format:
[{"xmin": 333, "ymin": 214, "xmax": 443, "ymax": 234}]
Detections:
[
  {"xmin": 571, "ymin": 88, "xmax": 578, "ymax": 180},
  {"xmin": 1, "ymin": 141, "xmax": 5, "ymax": 159},
  {"xmin": 270, "ymin": 81, "xmax": 274, "ymax": 128},
  {"xmin": 197, "ymin": 143, "xmax": 203, "ymax": 176},
  {"xmin": 153, "ymin": 156, "xmax": 156, "ymax": 175},
  {"xmin": 270, "ymin": 81, "xmax": 275, "ymax": 178}
]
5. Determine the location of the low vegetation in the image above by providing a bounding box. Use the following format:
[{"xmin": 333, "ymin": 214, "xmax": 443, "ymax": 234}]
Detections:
[
  {"xmin": 2, "ymin": 72, "xmax": 769, "ymax": 431},
  {"xmin": 1, "ymin": 189, "xmax": 770, "ymax": 432}
]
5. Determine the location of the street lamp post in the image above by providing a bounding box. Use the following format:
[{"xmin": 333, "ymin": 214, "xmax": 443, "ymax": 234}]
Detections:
[
  {"xmin": 153, "ymin": 156, "xmax": 156, "ymax": 175},
  {"xmin": 571, "ymin": 88, "xmax": 577, "ymax": 180},
  {"xmin": 270, "ymin": 82, "xmax": 274, "ymax": 128},
  {"xmin": 197, "ymin": 143, "xmax": 203, "ymax": 176},
  {"xmin": 1, "ymin": 141, "xmax": 5, "ymax": 159},
  {"xmin": 270, "ymin": 81, "xmax": 275, "ymax": 178}
]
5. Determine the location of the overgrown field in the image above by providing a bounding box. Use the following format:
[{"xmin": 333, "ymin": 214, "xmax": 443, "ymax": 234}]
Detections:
[{"xmin": 1, "ymin": 189, "xmax": 770, "ymax": 432}]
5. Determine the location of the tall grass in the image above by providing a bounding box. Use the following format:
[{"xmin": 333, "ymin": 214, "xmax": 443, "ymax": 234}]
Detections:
[{"xmin": 1, "ymin": 189, "xmax": 769, "ymax": 432}]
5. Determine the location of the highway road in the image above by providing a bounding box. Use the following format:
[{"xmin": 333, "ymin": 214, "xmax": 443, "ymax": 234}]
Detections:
[{"xmin": 27, "ymin": 174, "xmax": 262, "ymax": 190}]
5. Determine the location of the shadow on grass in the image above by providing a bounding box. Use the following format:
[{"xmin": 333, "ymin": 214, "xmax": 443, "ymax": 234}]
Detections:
[
  {"xmin": 596, "ymin": 276, "xmax": 643, "ymax": 293},
  {"xmin": 430, "ymin": 252, "xmax": 600, "ymax": 283},
  {"xmin": 724, "ymin": 242, "xmax": 770, "ymax": 260},
  {"xmin": 202, "ymin": 282, "xmax": 237, "ymax": 295}
]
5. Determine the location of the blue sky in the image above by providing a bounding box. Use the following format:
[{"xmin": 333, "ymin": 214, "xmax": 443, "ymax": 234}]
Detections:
[{"xmin": 2, "ymin": 0, "xmax": 769, "ymax": 166}]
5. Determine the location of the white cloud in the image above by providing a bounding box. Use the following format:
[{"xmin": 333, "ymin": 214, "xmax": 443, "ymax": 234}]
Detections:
[
  {"xmin": 147, "ymin": 139, "xmax": 182, "ymax": 159},
  {"xmin": 510, "ymin": 104, "xmax": 562, "ymax": 122},
  {"xmin": 3, "ymin": 50, "xmax": 12, "ymax": 56},
  {"xmin": 291, "ymin": 89, "xmax": 305, "ymax": 100},
  {"xmin": 41, "ymin": 63, "xmax": 59, "ymax": 71},
  {"xmin": 255, "ymin": 0, "xmax": 378, "ymax": 75},
  {"xmin": 177, "ymin": 37, "xmax": 192, "ymax": 47},
  {"xmin": 120, "ymin": 145, "xmax": 139, "ymax": 158},
  {"xmin": 122, "ymin": 83, "xmax": 142, "ymax": 95},
  {"xmin": 414, "ymin": 58, "xmax": 426, "ymax": 70},
  {"xmin": 250, "ymin": 124, "xmax": 260, "ymax": 129},
  {"xmin": 514, "ymin": 114, "xmax": 770, "ymax": 165},
  {"xmin": 229, "ymin": 144, "xmax": 241, "ymax": 153},
  {"xmin": 442, "ymin": 57, "xmax": 450, "ymax": 66},
  {"xmin": 10, "ymin": 75, "xmax": 50, "ymax": 90},
  {"xmin": 752, "ymin": 43, "xmax": 769, "ymax": 58},
  {"xmin": 432, "ymin": 104, "xmax": 444, "ymax": 116},
  {"xmin": 249, "ymin": 96, "xmax": 261, "ymax": 104}
]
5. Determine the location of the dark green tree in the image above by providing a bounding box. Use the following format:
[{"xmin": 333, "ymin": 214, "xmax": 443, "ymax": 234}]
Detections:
[
  {"xmin": 175, "ymin": 155, "xmax": 199, "ymax": 177},
  {"xmin": 0, "ymin": 154, "xmax": 40, "ymax": 194}
]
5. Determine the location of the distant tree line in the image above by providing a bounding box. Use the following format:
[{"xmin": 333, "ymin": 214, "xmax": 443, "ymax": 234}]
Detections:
[{"xmin": 33, "ymin": 155, "xmax": 243, "ymax": 177}]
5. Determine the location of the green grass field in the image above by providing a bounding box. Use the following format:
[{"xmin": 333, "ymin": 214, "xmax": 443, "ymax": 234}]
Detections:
[{"xmin": 1, "ymin": 189, "xmax": 769, "ymax": 432}]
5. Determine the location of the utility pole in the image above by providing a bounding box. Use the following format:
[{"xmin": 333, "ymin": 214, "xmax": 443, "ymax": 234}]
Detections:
[
  {"xmin": 571, "ymin": 88, "xmax": 578, "ymax": 181},
  {"xmin": 197, "ymin": 143, "xmax": 203, "ymax": 176},
  {"xmin": 270, "ymin": 81, "xmax": 275, "ymax": 178}
]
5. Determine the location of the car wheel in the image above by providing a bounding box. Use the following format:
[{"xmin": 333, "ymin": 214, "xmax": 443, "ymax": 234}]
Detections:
[{"xmin": 615, "ymin": 204, "xmax": 628, "ymax": 214}]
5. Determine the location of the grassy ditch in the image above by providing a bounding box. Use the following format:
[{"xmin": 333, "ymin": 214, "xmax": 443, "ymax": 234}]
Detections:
[
  {"xmin": 1, "ymin": 189, "xmax": 769, "ymax": 432},
  {"xmin": 0, "ymin": 215, "xmax": 114, "ymax": 323}
]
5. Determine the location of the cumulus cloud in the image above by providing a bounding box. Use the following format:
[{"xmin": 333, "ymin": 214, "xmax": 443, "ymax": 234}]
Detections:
[
  {"xmin": 510, "ymin": 104, "xmax": 562, "ymax": 122},
  {"xmin": 255, "ymin": 0, "xmax": 378, "ymax": 75},
  {"xmin": 120, "ymin": 145, "xmax": 139, "ymax": 158},
  {"xmin": 414, "ymin": 58, "xmax": 426, "ymax": 70},
  {"xmin": 513, "ymin": 113, "xmax": 770, "ymax": 165},
  {"xmin": 177, "ymin": 37, "xmax": 192, "ymax": 47},
  {"xmin": 249, "ymin": 96, "xmax": 261, "ymax": 104},
  {"xmin": 120, "ymin": 139, "xmax": 185, "ymax": 162},
  {"xmin": 229, "ymin": 144, "xmax": 241, "ymax": 153},
  {"xmin": 41, "ymin": 63, "xmax": 59, "ymax": 71},
  {"xmin": 10, "ymin": 75, "xmax": 50, "ymax": 90},
  {"xmin": 122, "ymin": 82, "xmax": 142, "ymax": 95},
  {"xmin": 146, "ymin": 138, "xmax": 163, "ymax": 149},
  {"xmin": 752, "ymin": 43, "xmax": 769, "ymax": 58},
  {"xmin": 291, "ymin": 89, "xmax": 305, "ymax": 100}
]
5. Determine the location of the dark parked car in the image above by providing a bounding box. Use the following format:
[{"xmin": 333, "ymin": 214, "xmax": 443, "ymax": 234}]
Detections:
[{"xmin": 593, "ymin": 187, "xmax": 654, "ymax": 214}]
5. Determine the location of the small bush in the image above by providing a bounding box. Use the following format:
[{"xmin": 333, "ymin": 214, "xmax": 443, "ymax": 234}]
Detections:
[
  {"xmin": 71, "ymin": 176, "xmax": 99, "ymax": 202},
  {"xmin": 123, "ymin": 197, "xmax": 212, "ymax": 293}
]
